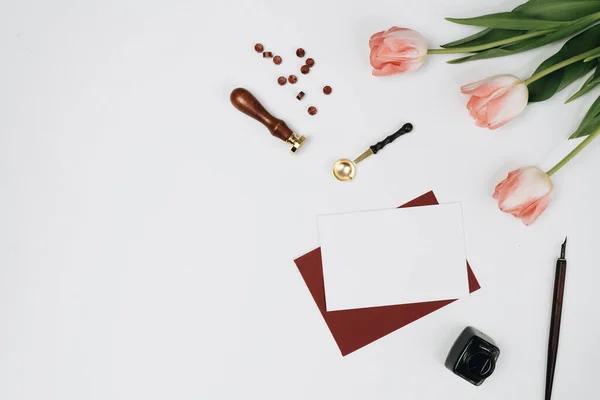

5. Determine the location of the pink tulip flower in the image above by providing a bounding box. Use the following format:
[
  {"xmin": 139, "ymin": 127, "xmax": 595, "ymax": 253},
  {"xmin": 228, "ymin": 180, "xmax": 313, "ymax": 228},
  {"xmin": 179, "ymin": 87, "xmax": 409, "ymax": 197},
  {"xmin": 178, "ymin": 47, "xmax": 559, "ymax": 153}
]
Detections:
[
  {"xmin": 461, "ymin": 74, "xmax": 529, "ymax": 130},
  {"xmin": 493, "ymin": 166, "xmax": 554, "ymax": 225},
  {"xmin": 369, "ymin": 27, "xmax": 428, "ymax": 76}
]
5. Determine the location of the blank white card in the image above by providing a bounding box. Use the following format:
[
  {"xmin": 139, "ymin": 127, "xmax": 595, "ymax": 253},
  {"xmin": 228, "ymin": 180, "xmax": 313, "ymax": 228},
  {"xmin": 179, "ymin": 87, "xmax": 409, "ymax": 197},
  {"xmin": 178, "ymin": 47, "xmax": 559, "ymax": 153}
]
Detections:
[{"xmin": 318, "ymin": 203, "xmax": 468, "ymax": 311}]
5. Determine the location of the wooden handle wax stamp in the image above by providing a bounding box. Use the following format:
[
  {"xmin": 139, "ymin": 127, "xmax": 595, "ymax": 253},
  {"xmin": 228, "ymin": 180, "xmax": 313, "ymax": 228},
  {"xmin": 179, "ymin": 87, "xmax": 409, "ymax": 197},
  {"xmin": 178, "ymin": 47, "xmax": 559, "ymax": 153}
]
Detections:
[{"xmin": 230, "ymin": 88, "xmax": 306, "ymax": 153}]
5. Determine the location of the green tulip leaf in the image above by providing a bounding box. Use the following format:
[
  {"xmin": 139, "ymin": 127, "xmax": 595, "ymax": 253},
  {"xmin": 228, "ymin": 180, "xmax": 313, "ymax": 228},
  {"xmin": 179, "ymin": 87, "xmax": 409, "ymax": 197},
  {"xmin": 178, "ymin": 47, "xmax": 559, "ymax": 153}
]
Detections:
[
  {"xmin": 514, "ymin": 0, "xmax": 600, "ymax": 21},
  {"xmin": 570, "ymin": 95, "xmax": 600, "ymax": 138},
  {"xmin": 442, "ymin": 0, "xmax": 600, "ymax": 51},
  {"xmin": 579, "ymin": 94, "xmax": 600, "ymax": 126},
  {"xmin": 566, "ymin": 67, "xmax": 600, "ymax": 103},
  {"xmin": 445, "ymin": 12, "xmax": 568, "ymax": 30},
  {"xmin": 570, "ymin": 114, "xmax": 600, "ymax": 139},
  {"xmin": 448, "ymin": 13, "xmax": 600, "ymax": 63},
  {"xmin": 528, "ymin": 25, "xmax": 600, "ymax": 102}
]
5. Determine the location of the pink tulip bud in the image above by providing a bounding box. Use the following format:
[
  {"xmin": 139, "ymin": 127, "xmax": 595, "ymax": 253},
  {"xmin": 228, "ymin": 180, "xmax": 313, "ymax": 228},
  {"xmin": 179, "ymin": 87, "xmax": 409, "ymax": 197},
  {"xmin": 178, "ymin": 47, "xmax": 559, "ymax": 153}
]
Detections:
[
  {"xmin": 493, "ymin": 166, "xmax": 554, "ymax": 226},
  {"xmin": 369, "ymin": 27, "xmax": 428, "ymax": 76},
  {"xmin": 461, "ymin": 74, "xmax": 529, "ymax": 130}
]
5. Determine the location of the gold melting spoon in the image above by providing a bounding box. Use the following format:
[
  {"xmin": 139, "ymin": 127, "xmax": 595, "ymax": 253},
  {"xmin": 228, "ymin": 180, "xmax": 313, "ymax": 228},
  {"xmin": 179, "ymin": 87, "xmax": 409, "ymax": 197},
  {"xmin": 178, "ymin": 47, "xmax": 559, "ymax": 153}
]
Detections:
[{"xmin": 333, "ymin": 123, "xmax": 413, "ymax": 181}]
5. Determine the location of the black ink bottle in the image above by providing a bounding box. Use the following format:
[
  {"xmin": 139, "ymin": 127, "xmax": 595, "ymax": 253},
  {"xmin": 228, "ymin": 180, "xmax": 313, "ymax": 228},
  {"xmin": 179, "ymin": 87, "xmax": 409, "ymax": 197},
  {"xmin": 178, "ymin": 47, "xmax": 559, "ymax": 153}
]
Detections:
[{"xmin": 445, "ymin": 326, "xmax": 500, "ymax": 386}]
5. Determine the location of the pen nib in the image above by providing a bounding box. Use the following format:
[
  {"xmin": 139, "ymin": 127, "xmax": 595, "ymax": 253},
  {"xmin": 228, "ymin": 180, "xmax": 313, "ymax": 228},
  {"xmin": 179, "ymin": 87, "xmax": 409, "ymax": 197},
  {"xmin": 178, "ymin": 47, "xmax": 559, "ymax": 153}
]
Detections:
[{"xmin": 560, "ymin": 237, "xmax": 567, "ymax": 259}]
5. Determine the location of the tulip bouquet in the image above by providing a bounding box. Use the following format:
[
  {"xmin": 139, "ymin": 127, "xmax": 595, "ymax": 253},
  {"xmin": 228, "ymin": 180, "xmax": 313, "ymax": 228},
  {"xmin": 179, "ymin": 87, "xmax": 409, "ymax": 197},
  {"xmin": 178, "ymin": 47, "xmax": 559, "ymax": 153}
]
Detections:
[{"xmin": 369, "ymin": 0, "xmax": 600, "ymax": 225}]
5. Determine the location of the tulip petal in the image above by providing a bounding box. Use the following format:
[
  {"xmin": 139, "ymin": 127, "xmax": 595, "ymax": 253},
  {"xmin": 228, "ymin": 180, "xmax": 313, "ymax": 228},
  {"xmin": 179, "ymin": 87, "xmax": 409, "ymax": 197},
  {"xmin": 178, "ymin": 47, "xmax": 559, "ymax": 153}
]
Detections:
[
  {"xmin": 461, "ymin": 80, "xmax": 491, "ymax": 96},
  {"xmin": 369, "ymin": 46, "xmax": 385, "ymax": 69},
  {"xmin": 386, "ymin": 28, "xmax": 428, "ymax": 54},
  {"xmin": 461, "ymin": 75, "xmax": 520, "ymax": 97},
  {"xmin": 385, "ymin": 26, "xmax": 407, "ymax": 35},
  {"xmin": 493, "ymin": 166, "xmax": 553, "ymax": 226},
  {"xmin": 494, "ymin": 167, "xmax": 554, "ymax": 213},
  {"xmin": 467, "ymin": 95, "xmax": 503, "ymax": 127},
  {"xmin": 378, "ymin": 44, "xmax": 420, "ymax": 62},
  {"xmin": 369, "ymin": 27, "xmax": 427, "ymax": 77},
  {"xmin": 369, "ymin": 31, "xmax": 385, "ymax": 48},
  {"xmin": 499, "ymin": 173, "xmax": 552, "ymax": 211},
  {"xmin": 517, "ymin": 194, "xmax": 552, "ymax": 226},
  {"xmin": 487, "ymin": 83, "xmax": 529, "ymax": 130},
  {"xmin": 467, "ymin": 95, "xmax": 490, "ymax": 116},
  {"xmin": 372, "ymin": 62, "xmax": 414, "ymax": 76},
  {"xmin": 372, "ymin": 62, "xmax": 398, "ymax": 76},
  {"xmin": 462, "ymin": 74, "xmax": 527, "ymax": 129},
  {"xmin": 493, "ymin": 169, "xmax": 522, "ymax": 199}
]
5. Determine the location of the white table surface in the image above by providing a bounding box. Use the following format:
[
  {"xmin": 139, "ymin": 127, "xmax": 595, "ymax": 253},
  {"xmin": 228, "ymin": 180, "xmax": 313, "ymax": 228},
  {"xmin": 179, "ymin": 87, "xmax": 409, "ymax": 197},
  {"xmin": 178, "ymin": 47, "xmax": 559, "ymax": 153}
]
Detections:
[{"xmin": 1, "ymin": 0, "xmax": 599, "ymax": 399}]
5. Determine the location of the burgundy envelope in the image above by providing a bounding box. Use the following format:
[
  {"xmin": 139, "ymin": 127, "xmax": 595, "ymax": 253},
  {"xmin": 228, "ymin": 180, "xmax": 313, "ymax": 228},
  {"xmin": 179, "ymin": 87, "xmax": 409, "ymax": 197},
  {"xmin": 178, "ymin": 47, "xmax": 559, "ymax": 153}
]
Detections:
[{"xmin": 294, "ymin": 191, "xmax": 481, "ymax": 356}]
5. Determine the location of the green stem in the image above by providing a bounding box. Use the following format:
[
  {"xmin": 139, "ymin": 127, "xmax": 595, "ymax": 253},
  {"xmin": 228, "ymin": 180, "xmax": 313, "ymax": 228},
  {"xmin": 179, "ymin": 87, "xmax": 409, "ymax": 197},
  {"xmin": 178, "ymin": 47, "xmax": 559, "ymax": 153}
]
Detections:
[
  {"xmin": 427, "ymin": 29, "xmax": 554, "ymax": 55},
  {"xmin": 546, "ymin": 126, "xmax": 600, "ymax": 177},
  {"xmin": 524, "ymin": 46, "xmax": 600, "ymax": 86}
]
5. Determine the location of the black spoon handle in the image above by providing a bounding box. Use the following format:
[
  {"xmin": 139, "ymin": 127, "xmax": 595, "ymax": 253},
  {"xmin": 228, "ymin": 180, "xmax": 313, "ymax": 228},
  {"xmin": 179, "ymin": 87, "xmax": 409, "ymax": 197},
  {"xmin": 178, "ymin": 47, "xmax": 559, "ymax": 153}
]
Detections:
[{"xmin": 369, "ymin": 123, "xmax": 413, "ymax": 154}]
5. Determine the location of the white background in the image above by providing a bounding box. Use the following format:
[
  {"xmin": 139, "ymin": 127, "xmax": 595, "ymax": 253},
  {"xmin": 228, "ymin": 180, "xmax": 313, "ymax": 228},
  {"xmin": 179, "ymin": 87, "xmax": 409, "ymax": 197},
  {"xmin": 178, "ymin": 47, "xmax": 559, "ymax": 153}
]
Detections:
[{"xmin": 1, "ymin": 0, "xmax": 599, "ymax": 399}]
